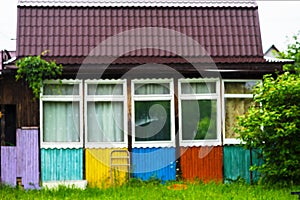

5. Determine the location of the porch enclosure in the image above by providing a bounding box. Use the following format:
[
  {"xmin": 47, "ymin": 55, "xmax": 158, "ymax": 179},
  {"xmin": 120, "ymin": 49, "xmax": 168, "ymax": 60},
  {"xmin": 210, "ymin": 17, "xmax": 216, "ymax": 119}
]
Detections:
[{"xmin": 0, "ymin": 78, "xmax": 263, "ymax": 187}]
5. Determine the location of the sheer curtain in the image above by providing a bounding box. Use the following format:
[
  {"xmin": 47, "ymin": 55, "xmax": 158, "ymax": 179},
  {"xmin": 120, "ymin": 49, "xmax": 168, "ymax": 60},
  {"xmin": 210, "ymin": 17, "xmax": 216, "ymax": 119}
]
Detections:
[
  {"xmin": 43, "ymin": 102, "xmax": 80, "ymax": 142},
  {"xmin": 88, "ymin": 84, "xmax": 123, "ymax": 95},
  {"xmin": 87, "ymin": 102, "xmax": 124, "ymax": 142},
  {"xmin": 135, "ymin": 83, "xmax": 169, "ymax": 95},
  {"xmin": 181, "ymin": 82, "xmax": 216, "ymax": 94}
]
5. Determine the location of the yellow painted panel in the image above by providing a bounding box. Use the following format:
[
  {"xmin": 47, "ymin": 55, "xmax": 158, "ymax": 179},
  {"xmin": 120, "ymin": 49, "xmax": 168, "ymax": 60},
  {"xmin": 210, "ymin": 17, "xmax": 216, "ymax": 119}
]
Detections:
[{"xmin": 85, "ymin": 148, "xmax": 129, "ymax": 188}]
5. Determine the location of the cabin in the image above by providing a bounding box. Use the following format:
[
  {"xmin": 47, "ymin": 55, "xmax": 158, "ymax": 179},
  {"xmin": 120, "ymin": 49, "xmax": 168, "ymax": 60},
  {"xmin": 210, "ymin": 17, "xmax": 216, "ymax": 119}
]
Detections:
[{"xmin": 0, "ymin": 0, "xmax": 289, "ymax": 188}]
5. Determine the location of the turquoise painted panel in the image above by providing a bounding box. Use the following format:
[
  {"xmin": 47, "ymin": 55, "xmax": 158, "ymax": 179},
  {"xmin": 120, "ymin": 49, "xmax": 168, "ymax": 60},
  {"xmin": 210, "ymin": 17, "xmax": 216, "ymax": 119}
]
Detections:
[
  {"xmin": 132, "ymin": 148, "xmax": 176, "ymax": 182},
  {"xmin": 41, "ymin": 148, "xmax": 83, "ymax": 181},
  {"xmin": 251, "ymin": 149, "xmax": 263, "ymax": 183},
  {"xmin": 223, "ymin": 146, "xmax": 261, "ymax": 183}
]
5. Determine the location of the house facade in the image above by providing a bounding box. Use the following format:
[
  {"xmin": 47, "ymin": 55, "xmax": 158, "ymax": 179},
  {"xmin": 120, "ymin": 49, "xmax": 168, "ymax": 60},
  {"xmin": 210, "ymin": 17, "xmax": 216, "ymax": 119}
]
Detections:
[{"xmin": 0, "ymin": 0, "xmax": 287, "ymax": 188}]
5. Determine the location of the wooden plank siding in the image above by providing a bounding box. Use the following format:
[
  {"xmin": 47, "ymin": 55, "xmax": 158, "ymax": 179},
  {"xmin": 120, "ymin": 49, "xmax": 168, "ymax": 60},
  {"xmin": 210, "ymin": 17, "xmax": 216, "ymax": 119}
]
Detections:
[
  {"xmin": 16, "ymin": 128, "xmax": 39, "ymax": 189},
  {"xmin": 0, "ymin": 75, "xmax": 39, "ymax": 127},
  {"xmin": 180, "ymin": 146, "xmax": 223, "ymax": 182},
  {"xmin": 0, "ymin": 128, "xmax": 39, "ymax": 189},
  {"xmin": 0, "ymin": 146, "xmax": 17, "ymax": 186},
  {"xmin": 85, "ymin": 148, "xmax": 129, "ymax": 188}
]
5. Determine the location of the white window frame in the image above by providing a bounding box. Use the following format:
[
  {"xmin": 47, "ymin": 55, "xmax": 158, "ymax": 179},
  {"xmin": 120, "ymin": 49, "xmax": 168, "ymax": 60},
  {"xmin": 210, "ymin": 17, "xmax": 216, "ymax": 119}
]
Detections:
[
  {"xmin": 131, "ymin": 79, "xmax": 175, "ymax": 148},
  {"xmin": 179, "ymin": 78, "xmax": 221, "ymax": 147},
  {"xmin": 40, "ymin": 79, "xmax": 83, "ymax": 149},
  {"xmin": 222, "ymin": 79, "xmax": 261, "ymax": 145},
  {"xmin": 84, "ymin": 79, "xmax": 128, "ymax": 148}
]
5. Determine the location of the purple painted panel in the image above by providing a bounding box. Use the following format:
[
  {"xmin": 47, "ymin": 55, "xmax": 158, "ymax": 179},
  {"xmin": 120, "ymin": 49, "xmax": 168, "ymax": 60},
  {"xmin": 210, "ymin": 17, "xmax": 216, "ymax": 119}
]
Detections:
[
  {"xmin": 17, "ymin": 128, "xmax": 40, "ymax": 189},
  {"xmin": 1, "ymin": 147, "xmax": 17, "ymax": 186}
]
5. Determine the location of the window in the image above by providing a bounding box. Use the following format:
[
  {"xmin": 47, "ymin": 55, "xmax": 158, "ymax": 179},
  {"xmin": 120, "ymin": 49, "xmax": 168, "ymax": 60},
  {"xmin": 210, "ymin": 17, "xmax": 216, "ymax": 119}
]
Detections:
[
  {"xmin": 85, "ymin": 80, "xmax": 127, "ymax": 148},
  {"xmin": 40, "ymin": 80, "xmax": 83, "ymax": 148},
  {"xmin": 132, "ymin": 79, "xmax": 175, "ymax": 148},
  {"xmin": 179, "ymin": 79, "xmax": 221, "ymax": 146},
  {"xmin": 223, "ymin": 80, "xmax": 260, "ymax": 144}
]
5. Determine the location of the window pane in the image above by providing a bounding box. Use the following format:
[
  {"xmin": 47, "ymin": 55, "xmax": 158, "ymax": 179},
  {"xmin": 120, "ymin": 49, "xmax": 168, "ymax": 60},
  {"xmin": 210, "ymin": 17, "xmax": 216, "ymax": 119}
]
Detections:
[
  {"xmin": 225, "ymin": 98, "xmax": 252, "ymax": 139},
  {"xmin": 44, "ymin": 84, "xmax": 79, "ymax": 95},
  {"xmin": 43, "ymin": 102, "xmax": 80, "ymax": 142},
  {"xmin": 225, "ymin": 81, "xmax": 257, "ymax": 94},
  {"xmin": 135, "ymin": 101, "xmax": 170, "ymax": 141},
  {"xmin": 135, "ymin": 83, "xmax": 169, "ymax": 95},
  {"xmin": 181, "ymin": 82, "xmax": 216, "ymax": 94},
  {"xmin": 182, "ymin": 100, "xmax": 217, "ymax": 140},
  {"xmin": 88, "ymin": 84, "xmax": 123, "ymax": 95},
  {"xmin": 87, "ymin": 102, "xmax": 124, "ymax": 142}
]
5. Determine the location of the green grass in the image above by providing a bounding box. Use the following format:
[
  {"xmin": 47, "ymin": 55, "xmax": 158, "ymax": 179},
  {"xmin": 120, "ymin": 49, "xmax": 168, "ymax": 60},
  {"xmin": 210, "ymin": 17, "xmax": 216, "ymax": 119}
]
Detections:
[{"xmin": 1, "ymin": 180, "xmax": 300, "ymax": 200}]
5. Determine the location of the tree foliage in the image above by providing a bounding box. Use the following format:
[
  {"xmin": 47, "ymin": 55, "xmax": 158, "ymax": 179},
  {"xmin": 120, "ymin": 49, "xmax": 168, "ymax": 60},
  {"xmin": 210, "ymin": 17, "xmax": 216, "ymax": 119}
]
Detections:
[
  {"xmin": 277, "ymin": 31, "xmax": 300, "ymax": 73},
  {"xmin": 235, "ymin": 34, "xmax": 300, "ymax": 185},
  {"xmin": 15, "ymin": 52, "xmax": 63, "ymax": 99}
]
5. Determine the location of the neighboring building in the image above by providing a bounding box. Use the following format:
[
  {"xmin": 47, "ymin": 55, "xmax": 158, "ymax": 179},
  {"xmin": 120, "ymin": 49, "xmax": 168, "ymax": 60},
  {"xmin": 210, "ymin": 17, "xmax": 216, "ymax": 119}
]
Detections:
[
  {"xmin": 264, "ymin": 44, "xmax": 280, "ymax": 58},
  {"xmin": 0, "ymin": 0, "xmax": 290, "ymax": 188}
]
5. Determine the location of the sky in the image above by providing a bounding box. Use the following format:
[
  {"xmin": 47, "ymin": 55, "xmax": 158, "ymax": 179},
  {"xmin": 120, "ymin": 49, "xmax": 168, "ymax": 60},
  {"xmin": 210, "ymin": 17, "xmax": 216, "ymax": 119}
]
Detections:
[{"xmin": 0, "ymin": 1, "xmax": 300, "ymax": 53}]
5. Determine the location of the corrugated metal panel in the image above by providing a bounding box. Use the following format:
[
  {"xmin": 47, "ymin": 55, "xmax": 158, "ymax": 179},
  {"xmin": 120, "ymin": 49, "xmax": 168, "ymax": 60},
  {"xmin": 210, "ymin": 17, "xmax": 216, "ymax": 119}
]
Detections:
[
  {"xmin": 41, "ymin": 148, "xmax": 83, "ymax": 181},
  {"xmin": 180, "ymin": 146, "xmax": 223, "ymax": 182},
  {"xmin": 223, "ymin": 146, "xmax": 262, "ymax": 183},
  {"xmin": 16, "ymin": 129, "xmax": 39, "ymax": 189},
  {"xmin": 132, "ymin": 148, "xmax": 176, "ymax": 182},
  {"xmin": 17, "ymin": 7, "xmax": 264, "ymax": 63},
  {"xmin": 18, "ymin": 0, "xmax": 257, "ymax": 7},
  {"xmin": 250, "ymin": 148, "xmax": 263, "ymax": 183},
  {"xmin": 0, "ymin": 147, "xmax": 17, "ymax": 186},
  {"xmin": 85, "ymin": 148, "xmax": 129, "ymax": 188}
]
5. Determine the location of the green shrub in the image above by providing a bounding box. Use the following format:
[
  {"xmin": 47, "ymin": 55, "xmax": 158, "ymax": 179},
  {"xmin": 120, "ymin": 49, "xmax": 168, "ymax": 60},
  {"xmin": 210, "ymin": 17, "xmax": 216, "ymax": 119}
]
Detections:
[{"xmin": 235, "ymin": 71, "xmax": 300, "ymax": 185}]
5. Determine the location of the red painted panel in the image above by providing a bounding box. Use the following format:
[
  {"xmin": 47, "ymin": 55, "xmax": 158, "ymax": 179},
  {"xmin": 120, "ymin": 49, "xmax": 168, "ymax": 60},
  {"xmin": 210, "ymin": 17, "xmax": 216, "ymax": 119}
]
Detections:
[{"xmin": 180, "ymin": 146, "xmax": 223, "ymax": 182}]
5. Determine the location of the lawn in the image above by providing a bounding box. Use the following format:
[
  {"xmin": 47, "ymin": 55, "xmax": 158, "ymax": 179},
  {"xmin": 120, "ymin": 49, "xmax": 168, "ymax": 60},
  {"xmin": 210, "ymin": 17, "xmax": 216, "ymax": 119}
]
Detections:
[{"xmin": 1, "ymin": 180, "xmax": 300, "ymax": 200}]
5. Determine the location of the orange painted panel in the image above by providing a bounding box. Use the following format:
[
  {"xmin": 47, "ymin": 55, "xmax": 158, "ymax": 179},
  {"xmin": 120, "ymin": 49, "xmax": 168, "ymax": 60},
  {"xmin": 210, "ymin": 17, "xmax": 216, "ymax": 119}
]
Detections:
[{"xmin": 180, "ymin": 146, "xmax": 223, "ymax": 182}]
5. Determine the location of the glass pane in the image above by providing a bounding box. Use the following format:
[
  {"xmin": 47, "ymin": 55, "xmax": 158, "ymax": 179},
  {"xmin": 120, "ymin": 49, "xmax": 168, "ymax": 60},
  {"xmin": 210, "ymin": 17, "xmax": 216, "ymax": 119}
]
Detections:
[
  {"xmin": 44, "ymin": 84, "xmax": 79, "ymax": 95},
  {"xmin": 135, "ymin": 101, "xmax": 171, "ymax": 141},
  {"xmin": 43, "ymin": 102, "xmax": 80, "ymax": 142},
  {"xmin": 225, "ymin": 81, "xmax": 258, "ymax": 94},
  {"xmin": 88, "ymin": 84, "xmax": 123, "ymax": 95},
  {"xmin": 181, "ymin": 82, "xmax": 216, "ymax": 94},
  {"xmin": 87, "ymin": 102, "xmax": 124, "ymax": 142},
  {"xmin": 182, "ymin": 100, "xmax": 217, "ymax": 140},
  {"xmin": 225, "ymin": 98, "xmax": 253, "ymax": 139},
  {"xmin": 135, "ymin": 83, "xmax": 169, "ymax": 95}
]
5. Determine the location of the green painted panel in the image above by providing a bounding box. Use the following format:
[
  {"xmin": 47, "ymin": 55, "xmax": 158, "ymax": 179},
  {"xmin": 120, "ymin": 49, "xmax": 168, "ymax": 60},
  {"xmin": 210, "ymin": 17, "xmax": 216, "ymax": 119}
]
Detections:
[
  {"xmin": 41, "ymin": 148, "xmax": 83, "ymax": 181},
  {"xmin": 223, "ymin": 146, "xmax": 261, "ymax": 183}
]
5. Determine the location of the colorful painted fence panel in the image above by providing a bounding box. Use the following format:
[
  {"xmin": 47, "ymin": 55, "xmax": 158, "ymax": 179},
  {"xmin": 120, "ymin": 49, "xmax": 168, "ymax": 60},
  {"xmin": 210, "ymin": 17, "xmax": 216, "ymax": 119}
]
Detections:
[
  {"xmin": 1, "ymin": 147, "xmax": 17, "ymax": 186},
  {"xmin": 1, "ymin": 128, "xmax": 39, "ymax": 189},
  {"xmin": 41, "ymin": 148, "xmax": 83, "ymax": 181},
  {"xmin": 16, "ymin": 129, "xmax": 39, "ymax": 189},
  {"xmin": 132, "ymin": 148, "xmax": 176, "ymax": 182},
  {"xmin": 85, "ymin": 148, "xmax": 129, "ymax": 188},
  {"xmin": 223, "ymin": 145, "xmax": 262, "ymax": 183},
  {"xmin": 180, "ymin": 146, "xmax": 223, "ymax": 182}
]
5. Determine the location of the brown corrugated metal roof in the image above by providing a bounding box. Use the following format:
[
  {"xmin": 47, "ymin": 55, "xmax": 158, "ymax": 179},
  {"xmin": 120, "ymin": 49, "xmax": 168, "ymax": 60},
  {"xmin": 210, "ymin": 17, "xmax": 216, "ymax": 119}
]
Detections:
[
  {"xmin": 17, "ymin": 6, "xmax": 264, "ymax": 64},
  {"xmin": 18, "ymin": 0, "xmax": 257, "ymax": 8}
]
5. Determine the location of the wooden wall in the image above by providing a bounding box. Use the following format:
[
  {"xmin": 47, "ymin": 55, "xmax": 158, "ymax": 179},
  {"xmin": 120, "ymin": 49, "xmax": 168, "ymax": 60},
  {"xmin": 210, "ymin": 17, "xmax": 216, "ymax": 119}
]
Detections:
[{"xmin": 0, "ymin": 74, "xmax": 39, "ymax": 127}]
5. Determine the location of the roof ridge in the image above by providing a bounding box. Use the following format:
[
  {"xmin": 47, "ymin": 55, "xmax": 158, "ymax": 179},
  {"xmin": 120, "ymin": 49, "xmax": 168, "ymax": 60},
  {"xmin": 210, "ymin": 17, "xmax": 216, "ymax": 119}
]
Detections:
[{"xmin": 18, "ymin": 0, "xmax": 258, "ymax": 8}]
